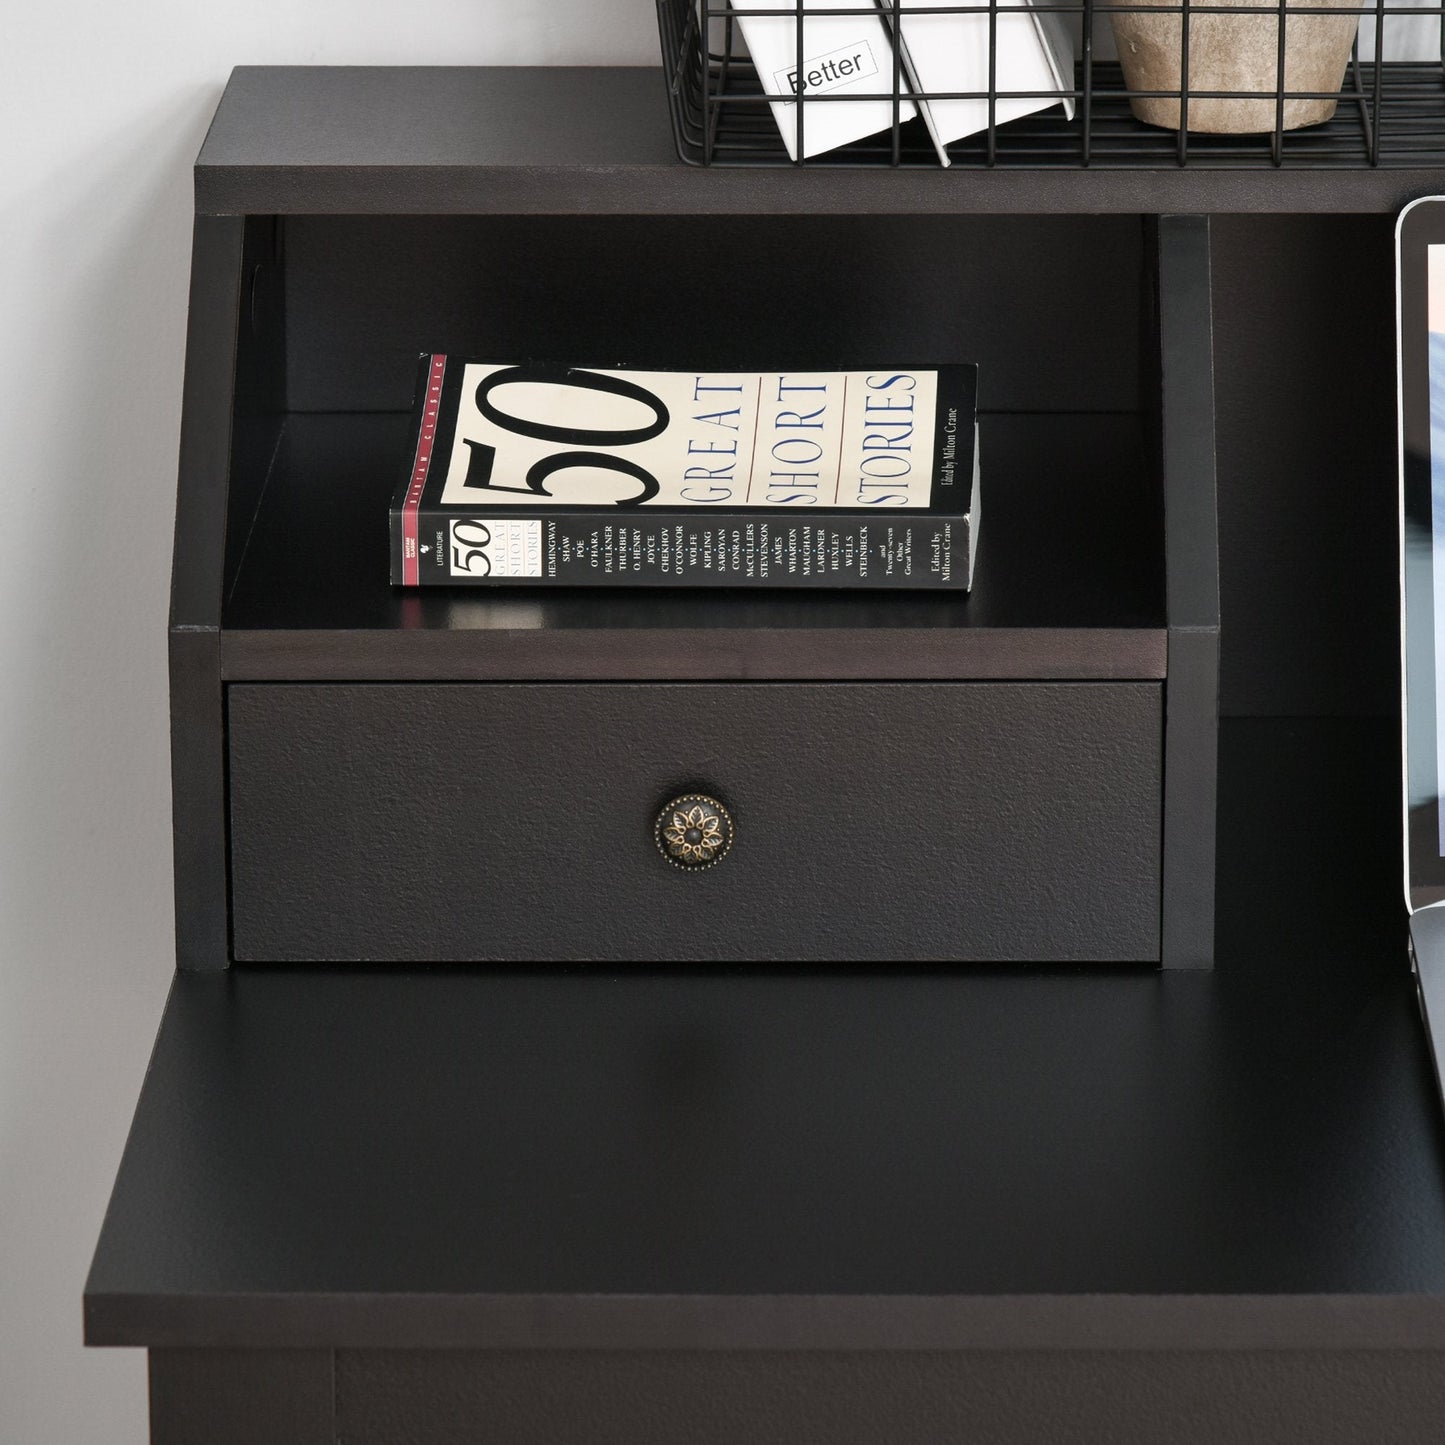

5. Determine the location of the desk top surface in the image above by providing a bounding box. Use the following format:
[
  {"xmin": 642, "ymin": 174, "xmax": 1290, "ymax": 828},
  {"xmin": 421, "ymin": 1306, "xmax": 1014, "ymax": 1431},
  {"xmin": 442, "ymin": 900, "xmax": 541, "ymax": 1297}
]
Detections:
[{"xmin": 84, "ymin": 720, "xmax": 1445, "ymax": 1350}]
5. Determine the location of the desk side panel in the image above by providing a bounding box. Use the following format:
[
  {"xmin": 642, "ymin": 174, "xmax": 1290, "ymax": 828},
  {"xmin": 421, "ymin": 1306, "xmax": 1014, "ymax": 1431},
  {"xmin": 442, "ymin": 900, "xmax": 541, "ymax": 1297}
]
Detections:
[{"xmin": 170, "ymin": 215, "xmax": 245, "ymax": 970}]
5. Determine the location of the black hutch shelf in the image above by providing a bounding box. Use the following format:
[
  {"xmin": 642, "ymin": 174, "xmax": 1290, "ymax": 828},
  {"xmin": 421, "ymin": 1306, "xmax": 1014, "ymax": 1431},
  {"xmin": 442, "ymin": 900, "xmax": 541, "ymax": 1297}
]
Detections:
[
  {"xmin": 178, "ymin": 65, "xmax": 1221, "ymax": 972},
  {"xmin": 84, "ymin": 65, "xmax": 1445, "ymax": 1443}
]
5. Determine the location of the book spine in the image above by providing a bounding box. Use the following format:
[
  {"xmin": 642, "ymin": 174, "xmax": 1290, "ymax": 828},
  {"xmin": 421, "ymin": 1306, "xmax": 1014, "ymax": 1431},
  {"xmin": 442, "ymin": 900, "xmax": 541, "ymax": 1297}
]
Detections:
[
  {"xmin": 395, "ymin": 509, "xmax": 972, "ymax": 591},
  {"xmin": 396, "ymin": 352, "xmax": 449, "ymax": 587}
]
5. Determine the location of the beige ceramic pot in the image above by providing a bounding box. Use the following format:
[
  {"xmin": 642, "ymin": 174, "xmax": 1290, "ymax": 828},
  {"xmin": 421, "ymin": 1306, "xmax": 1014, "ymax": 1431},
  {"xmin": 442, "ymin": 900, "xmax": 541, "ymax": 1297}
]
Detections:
[{"xmin": 1110, "ymin": 0, "xmax": 1363, "ymax": 133}]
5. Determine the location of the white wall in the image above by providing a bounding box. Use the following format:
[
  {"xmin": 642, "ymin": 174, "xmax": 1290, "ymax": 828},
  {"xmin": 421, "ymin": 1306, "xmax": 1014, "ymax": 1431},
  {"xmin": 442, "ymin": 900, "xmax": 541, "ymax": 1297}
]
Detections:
[{"xmin": 0, "ymin": 7, "xmax": 657, "ymax": 1443}]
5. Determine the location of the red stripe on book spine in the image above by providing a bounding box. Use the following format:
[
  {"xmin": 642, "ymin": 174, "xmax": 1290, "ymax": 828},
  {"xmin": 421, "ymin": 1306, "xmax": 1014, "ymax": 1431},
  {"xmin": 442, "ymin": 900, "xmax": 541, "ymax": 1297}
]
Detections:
[{"xmin": 402, "ymin": 354, "xmax": 448, "ymax": 587}]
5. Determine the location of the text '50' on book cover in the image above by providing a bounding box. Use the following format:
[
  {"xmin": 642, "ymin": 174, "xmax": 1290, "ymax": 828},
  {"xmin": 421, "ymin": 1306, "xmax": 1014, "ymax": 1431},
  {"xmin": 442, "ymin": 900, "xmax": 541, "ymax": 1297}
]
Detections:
[{"xmin": 390, "ymin": 356, "xmax": 980, "ymax": 591}]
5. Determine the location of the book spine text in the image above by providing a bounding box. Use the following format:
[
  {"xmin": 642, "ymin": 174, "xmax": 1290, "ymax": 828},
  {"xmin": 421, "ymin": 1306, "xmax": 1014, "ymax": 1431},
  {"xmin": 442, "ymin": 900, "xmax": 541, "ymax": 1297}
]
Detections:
[{"xmin": 397, "ymin": 510, "xmax": 970, "ymax": 590}]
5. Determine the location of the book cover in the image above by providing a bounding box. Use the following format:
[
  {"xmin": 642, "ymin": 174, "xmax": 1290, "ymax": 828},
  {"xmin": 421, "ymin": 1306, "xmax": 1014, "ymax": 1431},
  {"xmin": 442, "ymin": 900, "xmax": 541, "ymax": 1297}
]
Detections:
[
  {"xmin": 727, "ymin": 0, "xmax": 920, "ymax": 160},
  {"xmin": 391, "ymin": 356, "xmax": 980, "ymax": 591}
]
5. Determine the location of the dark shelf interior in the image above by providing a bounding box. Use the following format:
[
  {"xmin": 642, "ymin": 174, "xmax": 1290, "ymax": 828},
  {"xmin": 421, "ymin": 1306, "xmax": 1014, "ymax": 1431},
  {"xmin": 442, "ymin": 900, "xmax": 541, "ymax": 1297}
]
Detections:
[
  {"xmin": 85, "ymin": 720, "xmax": 1445, "ymax": 1350},
  {"xmin": 222, "ymin": 409, "xmax": 1163, "ymax": 658},
  {"xmin": 218, "ymin": 210, "xmax": 1164, "ymax": 677}
]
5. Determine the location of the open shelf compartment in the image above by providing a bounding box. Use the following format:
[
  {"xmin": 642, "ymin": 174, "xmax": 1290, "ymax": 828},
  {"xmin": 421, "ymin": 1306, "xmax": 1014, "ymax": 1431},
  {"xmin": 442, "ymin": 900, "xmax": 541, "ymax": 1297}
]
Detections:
[{"xmin": 217, "ymin": 211, "xmax": 1169, "ymax": 681}]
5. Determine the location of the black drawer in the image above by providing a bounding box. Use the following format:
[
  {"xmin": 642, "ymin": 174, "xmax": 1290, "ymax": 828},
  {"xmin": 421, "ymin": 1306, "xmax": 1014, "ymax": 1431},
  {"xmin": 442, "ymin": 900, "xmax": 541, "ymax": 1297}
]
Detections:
[{"xmin": 227, "ymin": 683, "xmax": 1162, "ymax": 962}]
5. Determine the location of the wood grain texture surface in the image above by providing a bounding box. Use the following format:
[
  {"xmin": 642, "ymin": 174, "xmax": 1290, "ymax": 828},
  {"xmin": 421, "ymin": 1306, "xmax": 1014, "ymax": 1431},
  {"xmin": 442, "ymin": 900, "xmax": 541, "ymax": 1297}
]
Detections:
[
  {"xmin": 227, "ymin": 681, "xmax": 1163, "ymax": 962},
  {"xmin": 332, "ymin": 1349, "xmax": 1445, "ymax": 1445},
  {"xmin": 1156, "ymin": 217, "xmax": 1220, "ymax": 966},
  {"xmin": 149, "ymin": 1351, "xmax": 333, "ymax": 1445},
  {"xmin": 195, "ymin": 67, "xmax": 1445, "ymax": 216}
]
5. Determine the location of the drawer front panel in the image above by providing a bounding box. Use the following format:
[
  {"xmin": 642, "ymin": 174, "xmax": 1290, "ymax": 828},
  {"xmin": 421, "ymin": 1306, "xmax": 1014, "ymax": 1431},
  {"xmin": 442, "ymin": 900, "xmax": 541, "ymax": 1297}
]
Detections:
[{"xmin": 228, "ymin": 683, "xmax": 1161, "ymax": 962}]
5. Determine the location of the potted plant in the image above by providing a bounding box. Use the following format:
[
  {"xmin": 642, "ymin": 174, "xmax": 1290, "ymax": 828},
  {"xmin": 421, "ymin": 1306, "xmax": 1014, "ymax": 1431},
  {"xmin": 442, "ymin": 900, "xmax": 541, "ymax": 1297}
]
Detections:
[{"xmin": 1109, "ymin": 0, "xmax": 1363, "ymax": 132}]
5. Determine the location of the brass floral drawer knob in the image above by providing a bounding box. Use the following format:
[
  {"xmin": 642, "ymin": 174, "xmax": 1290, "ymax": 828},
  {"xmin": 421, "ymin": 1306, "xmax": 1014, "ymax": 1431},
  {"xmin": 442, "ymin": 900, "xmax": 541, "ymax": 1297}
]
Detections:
[{"xmin": 655, "ymin": 794, "xmax": 734, "ymax": 870}]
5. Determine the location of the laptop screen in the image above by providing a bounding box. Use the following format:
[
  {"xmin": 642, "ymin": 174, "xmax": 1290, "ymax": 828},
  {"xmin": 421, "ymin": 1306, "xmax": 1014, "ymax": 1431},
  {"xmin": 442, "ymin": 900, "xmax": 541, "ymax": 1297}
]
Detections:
[{"xmin": 1398, "ymin": 201, "xmax": 1445, "ymax": 907}]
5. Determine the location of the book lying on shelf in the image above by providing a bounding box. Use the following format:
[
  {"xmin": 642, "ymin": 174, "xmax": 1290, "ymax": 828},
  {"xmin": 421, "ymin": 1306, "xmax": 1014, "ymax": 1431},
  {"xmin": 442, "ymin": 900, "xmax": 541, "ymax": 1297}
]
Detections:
[{"xmin": 391, "ymin": 355, "xmax": 980, "ymax": 591}]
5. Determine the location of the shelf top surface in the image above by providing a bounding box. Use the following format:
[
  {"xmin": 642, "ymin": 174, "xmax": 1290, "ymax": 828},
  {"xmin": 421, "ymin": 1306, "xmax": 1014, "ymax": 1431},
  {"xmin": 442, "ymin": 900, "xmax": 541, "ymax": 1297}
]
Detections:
[
  {"xmin": 85, "ymin": 721, "xmax": 1445, "ymax": 1350},
  {"xmin": 195, "ymin": 66, "xmax": 1445, "ymax": 215}
]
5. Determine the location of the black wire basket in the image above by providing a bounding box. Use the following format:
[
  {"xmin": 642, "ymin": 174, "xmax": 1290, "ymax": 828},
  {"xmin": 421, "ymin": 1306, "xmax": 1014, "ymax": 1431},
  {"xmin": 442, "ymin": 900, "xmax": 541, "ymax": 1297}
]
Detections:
[{"xmin": 657, "ymin": 0, "xmax": 1445, "ymax": 166}]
